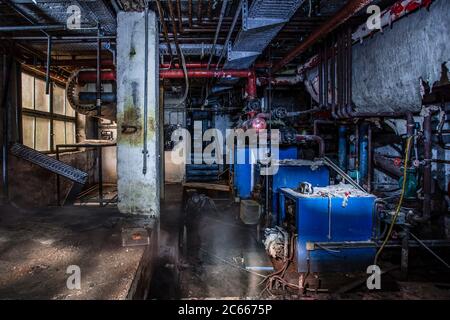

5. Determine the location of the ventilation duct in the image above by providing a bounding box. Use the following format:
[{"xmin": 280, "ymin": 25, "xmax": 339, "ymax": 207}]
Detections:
[{"xmin": 224, "ymin": 0, "xmax": 304, "ymax": 69}]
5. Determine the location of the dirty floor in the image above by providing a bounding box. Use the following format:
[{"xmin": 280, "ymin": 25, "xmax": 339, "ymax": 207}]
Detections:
[{"xmin": 0, "ymin": 204, "xmax": 149, "ymax": 299}]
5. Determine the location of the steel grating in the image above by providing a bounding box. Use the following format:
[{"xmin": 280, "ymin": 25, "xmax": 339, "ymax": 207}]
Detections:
[
  {"xmin": 10, "ymin": 143, "xmax": 88, "ymax": 184},
  {"xmin": 224, "ymin": 0, "xmax": 304, "ymax": 69}
]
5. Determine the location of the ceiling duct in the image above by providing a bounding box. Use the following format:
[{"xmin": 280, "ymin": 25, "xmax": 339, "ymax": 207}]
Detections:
[{"xmin": 224, "ymin": 0, "xmax": 304, "ymax": 69}]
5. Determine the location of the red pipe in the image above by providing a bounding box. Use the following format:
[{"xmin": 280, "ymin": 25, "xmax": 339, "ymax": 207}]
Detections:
[
  {"xmin": 160, "ymin": 62, "xmax": 270, "ymax": 69},
  {"xmin": 78, "ymin": 70, "xmax": 116, "ymax": 82},
  {"xmin": 160, "ymin": 69, "xmax": 257, "ymax": 99},
  {"xmin": 272, "ymin": 0, "xmax": 372, "ymax": 73},
  {"xmin": 160, "ymin": 69, "xmax": 254, "ymax": 78},
  {"xmin": 160, "ymin": 63, "xmax": 219, "ymax": 69}
]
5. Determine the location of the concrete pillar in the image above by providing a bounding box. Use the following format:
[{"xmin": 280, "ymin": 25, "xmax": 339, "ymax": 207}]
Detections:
[{"xmin": 116, "ymin": 11, "xmax": 160, "ymax": 216}]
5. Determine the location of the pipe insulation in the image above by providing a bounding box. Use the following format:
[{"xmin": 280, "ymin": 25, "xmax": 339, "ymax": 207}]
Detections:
[
  {"xmin": 352, "ymin": 0, "xmax": 450, "ymax": 113},
  {"xmin": 302, "ymin": 0, "xmax": 449, "ymax": 114}
]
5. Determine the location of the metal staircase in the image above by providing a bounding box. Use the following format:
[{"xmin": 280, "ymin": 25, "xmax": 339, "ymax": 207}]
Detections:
[{"xmin": 10, "ymin": 143, "xmax": 88, "ymax": 185}]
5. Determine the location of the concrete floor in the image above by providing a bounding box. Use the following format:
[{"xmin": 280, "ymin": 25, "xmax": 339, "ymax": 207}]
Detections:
[
  {"xmin": 0, "ymin": 204, "xmax": 152, "ymax": 299},
  {"xmin": 1, "ymin": 184, "xmax": 449, "ymax": 300}
]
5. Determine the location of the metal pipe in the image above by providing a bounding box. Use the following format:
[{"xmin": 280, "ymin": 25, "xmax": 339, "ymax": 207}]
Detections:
[
  {"xmin": 160, "ymin": 68, "xmax": 253, "ymax": 78},
  {"xmin": 404, "ymin": 227, "xmax": 450, "ymax": 269},
  {"xmin": 197, "ymin": 0, "xmax": 203, "ymax": 24},
  {"xmin": 188, "ymin": 0, "xmax": 193, "ymax": 28},
  {"xmin": 318, "ymin": 44, "xmax": 323, "ymax": 107},
  {"xmin": 338, "ymin": 125, "xmax": 348, "ymax": 173},
  {"xmin": 294, "ymin": 134, "xmax": 325, "ymax": 158},
  {"xmin": 1, "ymin": 53, "xmax": 13, "ymax": 201},
  {"xmin": 161, "ymin": 62, "xmax": 221, "ymax": 69},
  {"xmin": 323, "ymin": 156, "xmax": 367, "ymax": 192},
  {"xmin": 45, "ymin": 36, "xmax": 52, "ymax": 95},
  {"xmin": 207, "ymin": 0, "xmax": 228, "ymax": 70},
  {"xmin": 368, "ymin": 124, "xmax": 372, "ymax": 193},
  {"xmin": 176, "ymin": 0, "xmax": 183, "ymax": 33},
  {"xmin": 216, "ymin": 0, "xmax": 241, "ymax": 69},
  {"xmin": 96, "ymin": 26, "xmax": 102, "ymax": 121},
  {"xmin": 98, "ymin": 146, "xmax": 103, "ymax": 206},
  {"xmin": 166, "ymin": 0, "xmax": 183, "ymax": 63},
  {"xmin": 160, "ymin": 68, "xmax": 257, "ymax": 98},
  {"xmin": 313, "ymin": 120, "xmax": 334, "ymax": 136},
  {"xmin": 373, "ymin": 153, "xmax": 403, "ymax": 178},
  {"xmin": 330, "ymin": 35, "xmax": 337, "ymax": 118},
  {"xmin": 207, "ymin": 0, "xmax": 213, "ymax": 19},
  {"xmin": 77, "ymin": 71, "xmax": 116, "ymax": 82},
  {"xmin": 0, "ymin": 24, "xmax": 66, "ymax": 32},
  {"xmin": 143, "ymin": 2, "xmax": 149, "ymax": 175},
  {"xmin": 347, "ymin": 27, "xmax": 353, "ymax": 117},
  {"xmin": 324, "ymin": 40, "xmax": 328, "ymax": 107},
  {"xmin": 155, "ymin": 0, "xmax": 175, "ymax": 63},
  {"xmin": 359, "ymin": 122, "xmax": 369, "ymax": 187},
  {"xmin": 423, "ymin": 113, "xmax": 432, "ymax": 219},
  {"xmin": 272, "ymin": 0, "xmax": 372, "ymax": 72}
]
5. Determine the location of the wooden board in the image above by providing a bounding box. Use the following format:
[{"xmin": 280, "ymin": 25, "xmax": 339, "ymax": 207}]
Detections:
[{"xmin": 182, "ymin": 181, "xmax": 231, "ymax": 192}]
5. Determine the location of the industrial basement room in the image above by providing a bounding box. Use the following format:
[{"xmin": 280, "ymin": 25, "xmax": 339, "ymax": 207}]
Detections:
[{"xmin": 0, "ymin": 0, "xmax": 450, "ymax": 304}]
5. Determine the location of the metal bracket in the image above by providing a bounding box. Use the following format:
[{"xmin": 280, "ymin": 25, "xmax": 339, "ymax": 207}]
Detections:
[{"xmin": 226, "ymin": 41, "xmax": 259, "ymax": 62}]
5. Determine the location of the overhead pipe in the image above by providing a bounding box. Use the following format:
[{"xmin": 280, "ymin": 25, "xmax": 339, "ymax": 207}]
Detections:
[
  {"xmin": 155, "ymin": 0, "xmax": 175, "ymax": 63},
  {"xmin": 77, "ymin": 71, "xmax": 116, "ymax": 82},
  {"xmin": 176, "ymin": 0, "xmax": 184, "ymax": 33},
  {"xmin": 0, "ymin": 24, "xmax": 66, "ymax": 32},
  {"xmin": 197, "ymin": 0, "xmax": 203, "ymax": 24},
  {"xmin": 188, "ymin": 0, "xmax": 193, "ymax": 27},
  {"xmin": 207, "ymin": 0, "xmax": 228, "ymax": 69},
  {"xmin": 216, "ymin": 0, "xmax": 242, "ymax": 68},
  {"xmin": 272, "ymin": 0, "xmax": 373, "ymax": 73},
  {"xmin": 160, "ymin": 69, "xmax": 257, "ymax": 99},
  {"xmin": 166, "ymin": 0, "xmax": 183, "ymax": 63},
  {"xmin": 161, "ymin": 62, "xmax": 270, "ymax": 69},
  {"xmin": 96, "ymin": 25, "xmax": 102, "ymax": 120}
]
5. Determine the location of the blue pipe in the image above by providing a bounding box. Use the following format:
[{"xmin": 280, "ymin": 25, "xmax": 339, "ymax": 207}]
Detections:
[
  {"xmin": 78, "ymin": 92, "xmax": 116, "ymax": 103},
  {"xmin": 338, "ymin": 126, "xmax": 347, "ymax": 172},
  {"xmin": 359, "ymin": 123, "xmax": 369, "ymax": 184}
]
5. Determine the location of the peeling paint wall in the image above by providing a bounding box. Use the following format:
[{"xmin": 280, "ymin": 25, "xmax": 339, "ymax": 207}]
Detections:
[
  {"xmin": 116, "ymin": 11, "xmax": 160, "ymax": 216},
  {"xmin": 352, "ymin": 0, "xmax": 450, "ymax": 113}
]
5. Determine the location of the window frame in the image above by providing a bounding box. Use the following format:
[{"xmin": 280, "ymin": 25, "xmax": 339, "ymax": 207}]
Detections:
[{"xmin": 20, "ymin": 70, "xmax": 78, "ymax": 154}]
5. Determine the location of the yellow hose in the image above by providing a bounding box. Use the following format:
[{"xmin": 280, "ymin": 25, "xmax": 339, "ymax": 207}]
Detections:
[{"xmin": 374, "ymin": 136, "xmax": 413, "ymax": 265}]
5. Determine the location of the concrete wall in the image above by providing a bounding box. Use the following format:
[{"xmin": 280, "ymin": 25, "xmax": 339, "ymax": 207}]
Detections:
[
  {"xmin": 116, "ymin": 11, "xmax": 160, "ymax": 216},
  {"xmin": 352, "ymin": 0, "xmax": 450, "ymax": 113}
]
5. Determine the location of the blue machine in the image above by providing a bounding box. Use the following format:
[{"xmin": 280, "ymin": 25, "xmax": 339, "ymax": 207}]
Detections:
[
  {"xmin": 234, "ymin": 146, "xmax": 299, "ymax": 199},
  {"xmin": 271, "ymin": 160, "xmax": 329, "ymax": 225},
  {"xmin": 278, "ymin": 185, "xmax": 376, "ymax": 272}
]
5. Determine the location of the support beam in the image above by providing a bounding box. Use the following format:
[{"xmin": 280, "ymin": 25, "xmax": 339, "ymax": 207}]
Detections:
[{"xmin": 116, "ymin": 11, "xmax": 160, "ymax": 216}]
